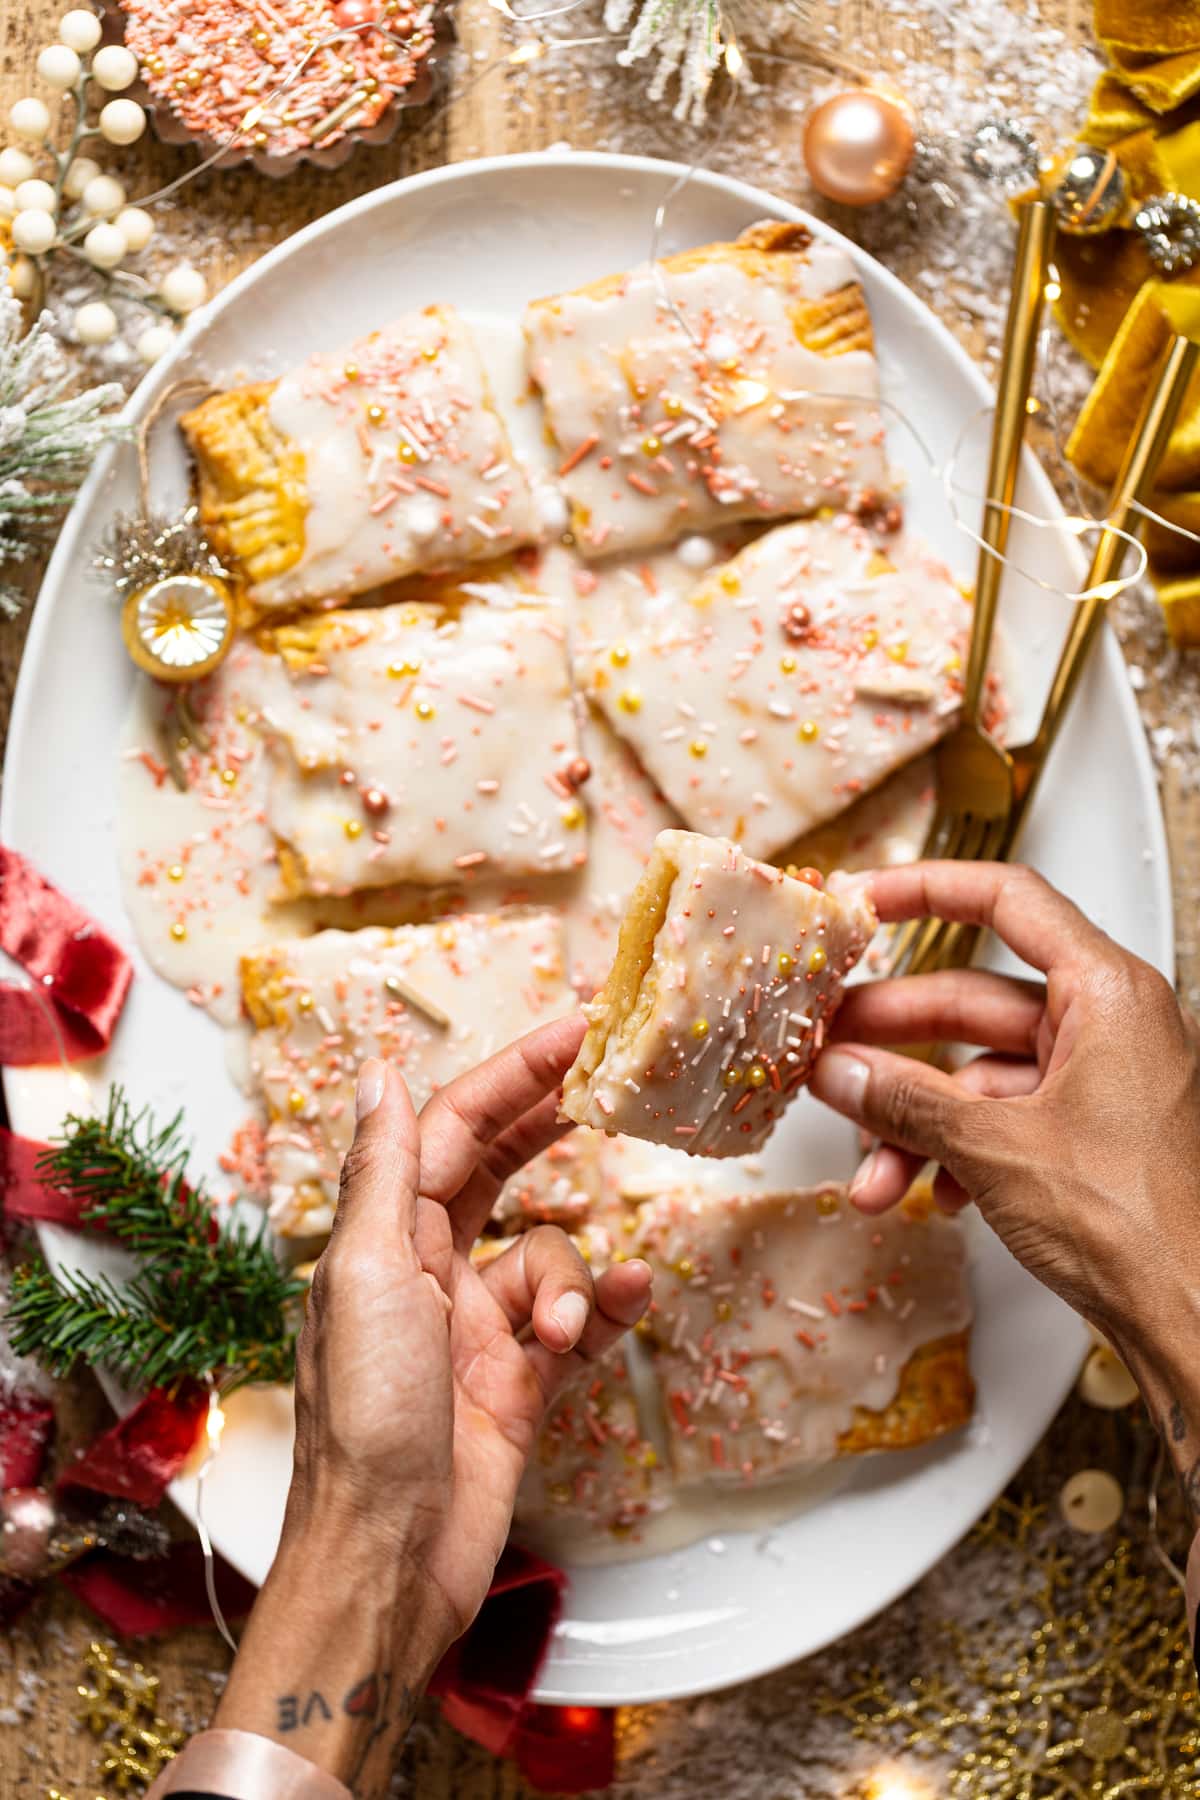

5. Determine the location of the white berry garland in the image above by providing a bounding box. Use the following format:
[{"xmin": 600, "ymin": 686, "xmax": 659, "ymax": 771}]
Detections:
[{"xmin": 2, "ymin": 7, "xmax": 209, "ymax": 359}]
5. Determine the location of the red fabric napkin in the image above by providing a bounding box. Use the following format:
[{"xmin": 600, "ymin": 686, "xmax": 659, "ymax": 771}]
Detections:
[{"xmin": 0, "ymin": 846, "xmax": 133, "ymax": 1064}]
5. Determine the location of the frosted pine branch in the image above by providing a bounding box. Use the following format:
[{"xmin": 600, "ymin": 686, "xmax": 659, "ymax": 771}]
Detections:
[
  {"xmin": 0, "ymin": 290, "xmax": 123, "ymax": 616},
  {"xmin": 606, "ymin": 0, "xmax": 726, "ymax": 122}
]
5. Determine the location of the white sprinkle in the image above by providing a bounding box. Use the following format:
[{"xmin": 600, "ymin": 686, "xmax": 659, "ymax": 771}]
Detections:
[{"xmin": 786, "ymin": 1298, "xmax": 825, "ymax": 1320}]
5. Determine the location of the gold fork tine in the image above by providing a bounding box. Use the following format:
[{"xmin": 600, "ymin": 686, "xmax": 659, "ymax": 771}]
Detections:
[{"xmin": 882, "ymin": 200, "xmax": 1052, "ymax": 965}]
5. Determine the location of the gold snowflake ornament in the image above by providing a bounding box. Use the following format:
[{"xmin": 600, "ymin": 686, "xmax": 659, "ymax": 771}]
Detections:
[{"xmin": 70, "ymin": 1640, "xmax": 185, "ymax": 1795}]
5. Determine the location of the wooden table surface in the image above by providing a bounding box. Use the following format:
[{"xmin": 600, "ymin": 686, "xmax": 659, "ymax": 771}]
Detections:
[{"xmin": 2, "ymin": 1, "xmax": 1199, "ymax": 1793}]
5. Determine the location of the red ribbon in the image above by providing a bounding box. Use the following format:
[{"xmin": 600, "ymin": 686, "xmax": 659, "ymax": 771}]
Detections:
[
  {"xmin": 0, "ymin": 846, "xmax": 133, "ymax": 1064},
  {"xmin": 430, "ymin": 1545, "xmax": 615, "ymax": 1792},
  {"xmin": 58, "ymin": 1385, "xmax": 209, "ymax": 1509},
  {"xmin": 0, "ymin": 1127, "xmax": 92, "ymax": 1227},
  {"xmin": 61, "ymin": 1542, "xmax": 257, "ymax": 1638},
  {"xmin": 0, "ymin": 1394, "xmax": 55, "ymax": 1487}
]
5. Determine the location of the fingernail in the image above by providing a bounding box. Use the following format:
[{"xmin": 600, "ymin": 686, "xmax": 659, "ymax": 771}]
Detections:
[
  {"xmin": 551, "ymin": 1291, "xmax": 588, "ymax": 1350},
  {"xmin": 848, "ymin": 1149, "xmax": 878, "ymax": 1201},
  {"xmin": 356, "ymin": 1058, "xmax": 386, "ymax": 1121},
  {"xmin": 815, "ymin": 1049, "xmax": 870, "ymax": 1115}
]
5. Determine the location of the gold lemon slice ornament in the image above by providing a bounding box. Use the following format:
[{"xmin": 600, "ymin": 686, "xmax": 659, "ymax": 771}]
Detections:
[{"xmin": 121, "ymin": 571, "xmax": 234, "ymax": 683}]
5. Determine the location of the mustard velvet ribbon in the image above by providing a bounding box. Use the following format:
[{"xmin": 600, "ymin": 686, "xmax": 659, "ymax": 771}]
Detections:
[{"xmin": 1056, "ymin": 1, "xmax": 1200, "ymax": 642}]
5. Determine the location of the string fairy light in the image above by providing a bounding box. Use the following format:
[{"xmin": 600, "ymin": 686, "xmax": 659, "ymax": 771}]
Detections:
[{"xmin": 192, "ymin": 1376, "xmax": 238, "ymax": 1655}]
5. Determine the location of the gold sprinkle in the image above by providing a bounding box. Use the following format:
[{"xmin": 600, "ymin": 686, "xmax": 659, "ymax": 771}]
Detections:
[
  {"xmin": 617, "ymin": 688, "xmax": 642, "ymax": 714},
  {"xmin": 861, "ymin": 629, "xmax": 879, "ymax": 651},
  {"xmin": 252, "ymin": 27, "xmax": 270, "ymax": 46},
  {"xmin": 690, "ymin": 1018, "xmax": 709, "ymax": 1039},
  {"xmin": 780, "ymin": 654, "xmax": 797, "ymax": 674},
  {"xmin": 610, "ymin": 643, "xmax": 630, "ymax": 668},
  {"xmin": 808, "ymin": 946, "xmax": 828, "ymax": 974},
  {"xmin": 436, "ymin": 923, "xmax": 457, "ymax": 950},
  {"xmin": 421, "ymin": 344, "xmax": 439, "ymax": 361},
  {"xmin": 387, "ymin": 657, "xmax": 421, "ymax": 678},
  {"xmin": 886, "ymin": 639, "xmax": 910, "ymax": 663},
  {"xmin": 297, "ymin": 992, "xmax": 314, "ymax": 1013},
  {"xmin": 640, "ymin": 1445, "xmax": 659, "ymax": 1468},
  {"xmin": 288, "ymin": 1088, "xmax": 306, "ymax": 1114},
  {"xmin": 343, "ymin": 361, "xmax": 361, "ymax": 381},
  {"xmin": 662, "ymin": 394, "xmax": 683, "ymax": 417},
  {"xmin": 366, "ymin": 403, "xmax": 386, "ymax": 426},
  {"xmin": 397, "ymin": 440, "xmax": 418, "ymax": 464},
  {"xmin": 167, "ymin": 864, "xmax": 184, "ymax": 882},
  {"xmin": 815, "ymin": 1189, "xmax": 840, "ymax": 1217},
  {"xmin": 798, "ymin": 719, "xmax": 819, "ymax": 742},
  {"xmin": 169, "ymin": 920, "xmax": 187, "ymax": 942},
  {"xmin": 746, "ymin": 1064, "xmax": 767, "ymax": 1089},
  {"xmin": 689, "ymin": 738, "xmax": 708, "ymax": 759},
  {"xmin": 723, "ymin": 1067, "xmax": 742, "ymax": 1087},
  {"xmin": 943, "ymin": 653, "xmax": 962, "ymax": 673},
  {"xmin": 414, "ymin": 699, "xmax": 436, "ymax": 720},
  {"xmin": 866, "ymin": 550, "xmax": 894, "ymax": 578},
  {"xmin": 344, "ymin": 818, "xmax": 363, "ymax": 839},
  {"xmin": 641, "ymin": 434, "xmax": 662, "ymax": 457},
  {"xmin": 715, "ymin": 1299, "xmax": 733, "ymax": 1322},
  {"xmin": 220, "ymin": 768, "xmax": 237, "ymax": 786},
  {"xmin": 561, "ymin": 800, "xmax": 585, "ymax": 830},
  {"xmin": 777, "ymin": 950, "xmax": 795, "ymax": 975},
  {"xmin": 676, "ymin": 1257, "xmax": 695, "ymax": 1279},
  {"xmin": 719, "ymin": 569, "xmax": 741, "ymax": 594}
]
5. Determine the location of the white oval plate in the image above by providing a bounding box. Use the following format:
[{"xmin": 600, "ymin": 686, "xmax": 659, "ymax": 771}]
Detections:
[{"xmin": 2, "ymin": 154, "xmax": 1167, "ymax": 1704}]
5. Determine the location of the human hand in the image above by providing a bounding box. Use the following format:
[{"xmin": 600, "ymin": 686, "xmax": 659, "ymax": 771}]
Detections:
[
  {"xmin": 810, "ymin": 861, "xmax": 1200, "ymax": 1510},
  {"xmin": 215, "ymin": 1013, "xmax": 651, "ymax": 1796}
]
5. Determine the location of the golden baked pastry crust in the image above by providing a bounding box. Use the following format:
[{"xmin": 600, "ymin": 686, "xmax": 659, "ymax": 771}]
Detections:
[
  {"xmin": 181, "ymin": 384, "xmax": 307, "ymax": 605},
  {"xmin": 836, "ymin": 1329, "xmax": 975, "ymax": 1456}
]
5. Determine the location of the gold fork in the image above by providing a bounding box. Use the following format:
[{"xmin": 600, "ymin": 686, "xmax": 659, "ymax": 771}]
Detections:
[
  {"xmin": 911, "ymin": 327, "xmax": 1200, "ymax": 976},
  {"xmin": 887, "ymin": 199, "xmax": 1054, "ymax": 976}
]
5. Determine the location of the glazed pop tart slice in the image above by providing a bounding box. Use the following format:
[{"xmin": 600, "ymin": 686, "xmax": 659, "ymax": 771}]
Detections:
[
  {"xmin": 524, "ymin": 221, "xmax": 889, "ymax": 559},
  {"xmin": 560, "ymin": 830, "xmax": 876, "ymax": 1157},
  {"xmin": 575, "ymin": 515, "xmax": 972, "ymax": 864},
  {"xmin": 182, "ymin": 306, "xmax": 539, "ymax": 616},
  {"xmin": 245, "ymin": 592, "xmax": 586, "ymax": 898},
  {"xmin": 633, "ymin": 1184, "xmax": 973, "ymax": 1482},
  {"xmin": 242, "ymin": 909, "xmax": 574, "ymax": 1236}
]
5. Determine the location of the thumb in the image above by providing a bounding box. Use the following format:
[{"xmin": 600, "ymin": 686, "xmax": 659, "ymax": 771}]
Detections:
[
  {"xmin": 810, "ymin": 1044, "xmax": 991, "ymax": 1177},
  {"xmin": 331, "ymin": 1057, "xmax": 421, "ymax": 1240}
]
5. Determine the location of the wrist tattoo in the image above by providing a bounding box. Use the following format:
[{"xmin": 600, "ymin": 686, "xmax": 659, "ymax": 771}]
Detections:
[
  {"xmin": 1155, "ymin": 1394, "xmax": 1200, "ymax": 1521},
  {"xmin": 275, "ymin": 1667, "xmax": 417, "ymax": 1788}
]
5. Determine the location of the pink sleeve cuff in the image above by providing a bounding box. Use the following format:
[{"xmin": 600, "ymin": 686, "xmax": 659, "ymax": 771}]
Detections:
[
  {"xmin": 146, "ymin": 1729, "xmax": 353, "ymax": 1799},
  {"xmin": 1187, "ymin": 1531, "xmax": 1200, "ymax": 1645}
]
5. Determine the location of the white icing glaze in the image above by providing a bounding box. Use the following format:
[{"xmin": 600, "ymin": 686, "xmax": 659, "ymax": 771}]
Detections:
[
  {"xmin": 244, "ymin": 911, "xmax": 575, "ymax": 1234},
  {"xmin": 575, "ymin": 516, "xmax": 972, "ymax": 862},
  {"xmin": 635, "ymin": 1184, "xmax": 972, "ymax": 1479},
  {"xmin": 525, "ymin": 244, "xmax": 888, "ymax": 557},
  {"xmin": 251, "ymin": 307, "xmax": 539, "ymax": 610},
  {"xmin": 561, "ymin": 830, "xmax": 876, "ymax": 1156},
  {"xmin": 244, "ymin": 592, "xmax": 587, "ymax": 895}
]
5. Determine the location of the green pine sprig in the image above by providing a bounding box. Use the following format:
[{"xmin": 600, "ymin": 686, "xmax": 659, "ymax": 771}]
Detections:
[{"xmin": 6, "ymin": 1087, "xmax": 305, "ymax": 1393}]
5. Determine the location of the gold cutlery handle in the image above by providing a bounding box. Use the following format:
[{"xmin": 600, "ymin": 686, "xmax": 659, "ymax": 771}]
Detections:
[
  {"xmin": 963, "ymin": 199, "xmax": 1055, "ymax": 722},
  {"xmin": 1011, "ymin": 329, "xmax": 1200, "ymax": 832}
]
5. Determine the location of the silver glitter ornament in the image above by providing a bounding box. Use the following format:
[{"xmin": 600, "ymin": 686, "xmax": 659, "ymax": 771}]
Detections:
[
  {"xmin": 95, "ymin": 504, "xmax": 228, "ymax": 596},
  {"xmin": 965, "ymin": 117, "xmax": 1041, "ymax": 190},
  {"xmin": 1048, "ymin": 143, "xmax": 1128, "ymax": 235},
  {"xmin": 1134, "ymin": 191, "xmax": 1200, "ymax": 276}
]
